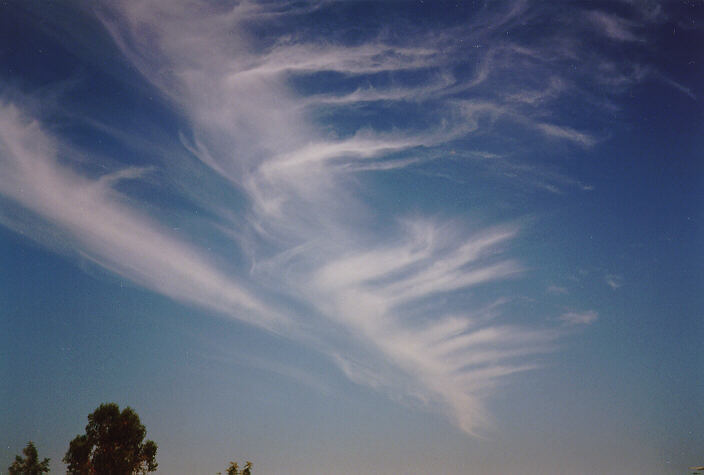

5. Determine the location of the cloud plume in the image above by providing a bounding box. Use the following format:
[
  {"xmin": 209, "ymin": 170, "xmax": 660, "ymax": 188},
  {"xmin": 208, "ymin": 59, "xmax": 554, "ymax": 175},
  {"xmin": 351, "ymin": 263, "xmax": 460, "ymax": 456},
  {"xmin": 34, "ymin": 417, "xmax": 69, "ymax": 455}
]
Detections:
[{"xmin": 2, "ymin": 0, "xmax": 677, "ymax": 436}]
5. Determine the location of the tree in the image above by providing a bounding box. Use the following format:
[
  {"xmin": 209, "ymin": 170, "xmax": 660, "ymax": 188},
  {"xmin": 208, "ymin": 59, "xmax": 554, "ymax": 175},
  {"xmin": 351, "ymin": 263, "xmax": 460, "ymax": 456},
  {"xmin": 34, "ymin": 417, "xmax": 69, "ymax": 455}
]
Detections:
[
  {"xmin": 226, "ymin": 462, "xmax": 239, "ymax": 475},
  {"xmin": 223, "ymin": 460, "xmax": 252, "ymax": 475},
  {"xmin": 63, "ymin": 403, "xmax": 157, "ymax": 475},
  {"xmin": 8, "ymin": 441, "xmax": 50, "ymax": 475}
]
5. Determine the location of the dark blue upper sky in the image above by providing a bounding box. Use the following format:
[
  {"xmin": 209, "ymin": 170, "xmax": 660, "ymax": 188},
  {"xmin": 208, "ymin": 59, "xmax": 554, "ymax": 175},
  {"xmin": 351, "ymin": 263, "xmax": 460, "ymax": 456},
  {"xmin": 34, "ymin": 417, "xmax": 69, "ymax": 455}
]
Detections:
[{"xmin": 1, "ymin": 1, "xmax": 702, "ymax": 473}]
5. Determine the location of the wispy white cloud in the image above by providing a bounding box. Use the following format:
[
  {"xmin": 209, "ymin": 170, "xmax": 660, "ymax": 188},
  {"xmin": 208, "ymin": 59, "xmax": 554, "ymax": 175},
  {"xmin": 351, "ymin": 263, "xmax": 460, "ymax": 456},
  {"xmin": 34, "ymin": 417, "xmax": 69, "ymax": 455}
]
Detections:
[
  {"xmin": 2, "ymin": 0, "xmax": 663, "ymax": 437},
  {"xmin": 587, "ymin": 11, "xmax": 642, "ymax": 42},
  {"xmin": 503, "ymin": 77, "xmax": 566, "ymax": 105},
  {"xmin": 62, "ymin": 0, "xmax": 615, "ymax": 434},
  {"xmin": 559, "ymin": 310, "xmax": 599, "ymax": 326},
  {"xmin": 0, "ymin": 103, "xmax": 283, "ymax": 331},
  {"xmin": 653, "ymin": 72, "xmax": 697, "ymax": 100},
  {"xmin": 301, "ymin": 72, "xmax": 457, "ymax": 107},
  {"xmin": 250, "ymin": 42, "xmax": 440, "ymax": 76},
  {"xmin": 534, "ymin": 122, "xmax": 597, "ymax": 147},
  {"xmin": 194, "ymin": 340, "xmax": 334, "ymax": 396},
  {"xmin": 605, "ymin": 274, "xmax": 623, "ymax": 289}
]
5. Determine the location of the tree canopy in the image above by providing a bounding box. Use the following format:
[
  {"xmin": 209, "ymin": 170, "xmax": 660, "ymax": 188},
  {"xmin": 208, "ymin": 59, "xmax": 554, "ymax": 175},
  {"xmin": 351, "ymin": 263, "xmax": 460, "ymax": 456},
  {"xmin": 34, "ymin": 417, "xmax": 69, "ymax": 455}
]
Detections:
[
  {"xmin": 223, "ymin": 460, "xmax": 252, "ymax": 475},
  {"xmin": 8, "ymin": 441, "xmax": 50, "ymax": 475},
  {"xmin": 63, "ymin": 403, "xmax": 157, "ymax": 475}
]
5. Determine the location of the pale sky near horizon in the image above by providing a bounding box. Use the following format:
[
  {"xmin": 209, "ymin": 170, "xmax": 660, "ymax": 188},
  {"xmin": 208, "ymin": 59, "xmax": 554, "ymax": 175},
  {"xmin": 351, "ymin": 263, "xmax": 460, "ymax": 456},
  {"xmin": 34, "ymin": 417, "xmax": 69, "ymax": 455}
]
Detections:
[{"xmin": 1, "ymin": 1, "xmax": 703, "ymax": 474}]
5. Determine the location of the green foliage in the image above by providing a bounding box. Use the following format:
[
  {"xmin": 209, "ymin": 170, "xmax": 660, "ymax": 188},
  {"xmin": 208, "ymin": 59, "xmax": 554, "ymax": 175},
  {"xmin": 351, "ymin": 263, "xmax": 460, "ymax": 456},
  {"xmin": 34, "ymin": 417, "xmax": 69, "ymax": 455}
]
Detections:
[
  {"xmin": 63, "ymin": 402, "xmax": 158, "ymax": 474},
  {"xmin": 226, "ymin": 461, "xmax": 239, "ymax": 475},
  {"xmin": 8, "ymin": 441, "xmax": 50, "ymax": 475},
  {"xmin": 224, "ymin": 460, "xmax": 252, "ymax": 475}
]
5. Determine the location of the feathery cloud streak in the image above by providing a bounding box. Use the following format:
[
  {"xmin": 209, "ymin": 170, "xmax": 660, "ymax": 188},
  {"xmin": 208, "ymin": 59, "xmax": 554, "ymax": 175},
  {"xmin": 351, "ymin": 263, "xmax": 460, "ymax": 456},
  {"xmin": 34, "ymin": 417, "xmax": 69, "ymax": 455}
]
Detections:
[
  {"xmin": 0, "ymin": 103, "xmax": 281, "ymax": 330},
  {"xmin": 2, "ymin": 0, "xmax": 674, "ymax": 435},
  {"xmin": 94, "ymin": 0, "xmax": 580, "ymax": 436}
]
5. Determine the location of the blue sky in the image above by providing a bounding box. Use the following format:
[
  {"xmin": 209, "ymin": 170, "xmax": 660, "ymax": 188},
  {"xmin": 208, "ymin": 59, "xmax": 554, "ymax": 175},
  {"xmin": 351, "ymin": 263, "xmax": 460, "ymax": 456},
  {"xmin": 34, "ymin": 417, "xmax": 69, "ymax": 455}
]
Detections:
[{"xmin": 1, "ymin": 1, "xmax": 702, "ymax": 473}]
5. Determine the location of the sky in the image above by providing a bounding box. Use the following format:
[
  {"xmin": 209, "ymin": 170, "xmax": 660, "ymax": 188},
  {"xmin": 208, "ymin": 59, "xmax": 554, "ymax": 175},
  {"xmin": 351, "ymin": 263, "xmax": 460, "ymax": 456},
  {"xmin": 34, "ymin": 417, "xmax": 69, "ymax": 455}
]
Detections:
[{"xmin": 0, "ymin": 1, "xmax": 702, "ymax": 474}]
